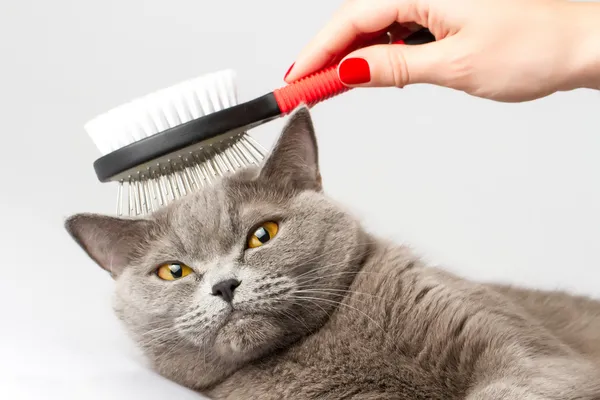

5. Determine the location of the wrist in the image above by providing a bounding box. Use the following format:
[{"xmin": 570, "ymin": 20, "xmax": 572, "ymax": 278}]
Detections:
[{"xmin": 560, "ymin": 1, "xmax": 600, "ymax": 91}]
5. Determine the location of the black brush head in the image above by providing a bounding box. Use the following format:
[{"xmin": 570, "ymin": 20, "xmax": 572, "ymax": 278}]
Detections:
[{"xmin": 93, "ymin": 93, "xmax": 281, "ymax": 182}]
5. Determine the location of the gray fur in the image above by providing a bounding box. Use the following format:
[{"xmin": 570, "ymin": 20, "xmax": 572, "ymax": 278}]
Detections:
[{"xmin": 65, "ymin": 106, "xmax": 600, "ymax": 399}]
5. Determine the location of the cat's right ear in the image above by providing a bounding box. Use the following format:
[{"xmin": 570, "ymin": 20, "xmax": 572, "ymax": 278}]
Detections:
[
  {"xmin": 65, "ymin": 213, "xmax": 153, "ymax": 278},
  {"xmin": 258, "ymin": 105, "xmax": 322, "ymax": 191}
]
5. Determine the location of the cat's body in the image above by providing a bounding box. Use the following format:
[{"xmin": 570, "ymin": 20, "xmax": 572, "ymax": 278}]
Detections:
[
  {"xmin": 66, "ymin": 107, "xmax": 600, "ymax": 399},
  {"xmin": 209, "ymin": 244, "xmax": 600, "ymax": 399}
]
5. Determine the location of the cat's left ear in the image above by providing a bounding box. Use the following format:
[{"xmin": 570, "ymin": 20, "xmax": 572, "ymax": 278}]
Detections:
[
  {"xmin": 259, "ymin": 105, "xmax": 322, "ymax": 191},
  {"xmin": 65, "ymin": 213, "xmax": 153, "ymax": 278}
]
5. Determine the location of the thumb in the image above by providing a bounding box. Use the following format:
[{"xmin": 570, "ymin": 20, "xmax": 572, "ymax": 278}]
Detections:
[{"xmin": 337, "ymin": 38, "xmax": 455, "ymax": 88}]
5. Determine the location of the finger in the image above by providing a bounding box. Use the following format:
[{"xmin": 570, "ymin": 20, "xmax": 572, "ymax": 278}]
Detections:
[
  {"xmin": 336, "ymin": 37, "xmax": 456, "ymax": 88},
  {"xmin": 329, "ymin": 29, "xmax": 395, "ymax": 67},
  {"xmin": 284, "ymin": 0, "xmax": 424, "ymax": 83},
  {"xmin": 287, "ymin": 28, "xmax": 406, "ymax": 81}
]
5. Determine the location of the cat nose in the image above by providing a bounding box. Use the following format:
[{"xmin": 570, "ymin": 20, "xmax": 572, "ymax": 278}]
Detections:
[{"xmin": 211, "ymin": 278, "xmax": 241, "ymax": 303}]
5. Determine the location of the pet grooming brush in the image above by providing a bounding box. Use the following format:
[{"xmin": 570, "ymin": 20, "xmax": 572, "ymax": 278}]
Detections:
[{"xmin": 85, "ymin": 28, "xmax": 435, "ymax": 216}]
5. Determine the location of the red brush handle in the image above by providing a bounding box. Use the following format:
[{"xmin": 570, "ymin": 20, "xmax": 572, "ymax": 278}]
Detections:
[
  {"xmin": 273, "ymin": 28, "xmax": 435, "ymax": 114},
  {"xmin": 273, "ymin": 64, "xmax": 348, "ymax": 114}
]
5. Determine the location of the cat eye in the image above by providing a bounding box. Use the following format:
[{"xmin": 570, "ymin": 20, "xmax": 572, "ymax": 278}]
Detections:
[
  {"xmin": 248, "ymin": 221, "xmax": 279, "ymax": 249},
  {"xmin": 156, "ymin": 263, "xmax": 194, "ymax": 281}
]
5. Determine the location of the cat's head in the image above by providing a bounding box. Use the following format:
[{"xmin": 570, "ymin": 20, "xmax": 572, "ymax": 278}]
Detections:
[{"xmin": 65, "ymin": 107, "xmax": 370, "ymax": 389}]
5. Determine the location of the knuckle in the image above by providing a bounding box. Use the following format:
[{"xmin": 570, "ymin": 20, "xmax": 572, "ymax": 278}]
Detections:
[
  {"xmin": 387, "ymin": 47, "xmax": 409, "ymax": 88},
  {"xmin": 445, "ymin": 49, "xmax": 477, "ymax": 90}
]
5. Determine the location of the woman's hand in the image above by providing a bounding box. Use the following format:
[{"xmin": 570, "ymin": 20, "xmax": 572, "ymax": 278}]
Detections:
[{"xmin": 284, "ymin": 0, "xmax": 600, "ymax": 102}]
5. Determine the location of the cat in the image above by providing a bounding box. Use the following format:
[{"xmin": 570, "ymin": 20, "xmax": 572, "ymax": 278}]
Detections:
[{"xmin": 65, "ymin": 106, "xmax": 600, "ymax": 399}]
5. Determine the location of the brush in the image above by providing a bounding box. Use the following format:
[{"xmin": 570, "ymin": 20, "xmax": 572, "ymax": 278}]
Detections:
[{"xmin": 85, "ymin": 28, "xmax": 435, "ymax": 216}]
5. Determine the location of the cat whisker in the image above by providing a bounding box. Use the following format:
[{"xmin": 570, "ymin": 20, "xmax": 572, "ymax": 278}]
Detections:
[
  {"xmin": 266, "ymin": 298, "xmax": 321, "ymax": 334},
  {"xmin": 298, "ymin": 270, "xmax": 388, "ymax": 283},
  {"xmin": 138, "ymin": 323, "xmax": 185, "ymax": 348},
  {"xmin": 291, "ymin": 250, "xmax": 386, "ymax": 281},
  {"xmin": 194, "ymin": 338, "xmax": 203, "ymax": 374},
  {"xmin": 289, "ymin": 297, "xmax": 332, "ymax": 321},
  {"xmin": 288, "ymin": 242, "xmax": 375, "ymax": 275},
  {"xmin": 161, "ymin": 336, "xmax": 193, "ymax": 365},
  {"xmin": 139, "ymin": 322, "xmax": 178, "ymax": 337},
  {"xmin": 295, "ymin": 288, "xmax": 387, "ymax": 301},
  {"xmin": 279, "ymin": 310, "xmax": 313, "ymax": 335},
  {"xmin": 140, "ymin": 326, "xmax": 180, "ymax": 341},
  {"xmin": 293, "ymin": 291, "xmax": 377, "ymax": 309},
  {"xmin": 289, "ymin": 295, "xmax": 385, "ymax": 334},
  {"xmin": 262, "ymin": 293, "xmax": 333, "ymax": 319},
  {"xmin": 141, "ymin": 330, "xmax": 186, "ymax": 349},
  {"xmin": 292, "ymin": 257, "xmax": 365, "ymax": 280},
  {"xmin": 297, "ymin": 270, "xmax": 390, "ymax": 286},
  {"xmin": 290, "ymin": 243, "xmax": 371, "ymax": 269},
  {"xmin": 203, "ymin": 336, "xmax": 207, "ymax": 370}
]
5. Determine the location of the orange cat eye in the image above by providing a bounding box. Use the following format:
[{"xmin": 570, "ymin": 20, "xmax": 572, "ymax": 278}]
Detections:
[
  {"xmin": 156, "ymin": 263, "xmax": 194, "ymax": 281},
  {"xmin": 248, "ymin": 221, "xmax": 279, "ymax": 249}
]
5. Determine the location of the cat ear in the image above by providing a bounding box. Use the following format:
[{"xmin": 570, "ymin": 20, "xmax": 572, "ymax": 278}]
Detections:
[
  {"xmin": 65, "ymin": 213, "xmax": 153, "ymax": 278},
  {"xmin": 259, "ymin": 105, "xmax": 322, "ymax": 191}
]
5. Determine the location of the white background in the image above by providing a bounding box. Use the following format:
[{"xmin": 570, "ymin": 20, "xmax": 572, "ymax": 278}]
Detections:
[{"xmin": 1, "ymin": 0, "xmax": 598, "ymax": 399}]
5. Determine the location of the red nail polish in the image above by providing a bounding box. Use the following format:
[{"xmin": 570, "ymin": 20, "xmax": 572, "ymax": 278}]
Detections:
[
  {"xmin": 338, "ymin": 58, "xmax": 371, "ymax": 85},
  {"xmin": 284, "ymin": 62, "xmax": 295, "ymax": 81}
]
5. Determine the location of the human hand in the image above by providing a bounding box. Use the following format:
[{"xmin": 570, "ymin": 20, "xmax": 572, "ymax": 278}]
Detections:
[{"xmin": 284, "ymin": 0, "xmax": 600, "ymax": 102}]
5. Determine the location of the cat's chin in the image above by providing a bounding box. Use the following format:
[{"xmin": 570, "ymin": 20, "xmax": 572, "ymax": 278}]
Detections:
[{"xmin": 213, "ymin": 311, "xmax": 285, "ymax": 363}]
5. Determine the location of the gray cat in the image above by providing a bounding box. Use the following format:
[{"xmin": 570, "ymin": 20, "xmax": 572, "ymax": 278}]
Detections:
[{"xmin": 65, "ymin": 106, "xmax": 600, "ymax": 399}]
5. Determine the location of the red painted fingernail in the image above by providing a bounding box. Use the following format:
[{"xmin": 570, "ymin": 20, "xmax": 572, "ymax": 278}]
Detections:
[
  {"xmin": 284, "ymin": 62, "xmax": 295, "ymax": 81},
  {"xmin": 338, "ymin": 58, "xmax": 371, "ymax": 85}
]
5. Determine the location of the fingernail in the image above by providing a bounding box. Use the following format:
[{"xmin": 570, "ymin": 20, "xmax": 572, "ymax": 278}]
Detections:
[
  {"xmin": 338, "ymin": 58, "xmax": 371, "ymax": 85},
  {"xmin": 284, "ymin": 62, "xmax": 295, "ymax": 81}
]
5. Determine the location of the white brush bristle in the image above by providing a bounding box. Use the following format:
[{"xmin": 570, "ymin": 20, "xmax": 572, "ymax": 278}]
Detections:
[
  {"xmin": 83, "ymin": 69, "xmax": 267, "ymax": 217},
  {"xmin": 84, "ymin": 69, "xmax": 238, "ymax": 155}
]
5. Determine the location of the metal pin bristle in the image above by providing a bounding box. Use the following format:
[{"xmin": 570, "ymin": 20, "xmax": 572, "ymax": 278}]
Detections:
[{"xmin": 115, "ymin": 134, "xmax": 267, "ymax": 216}]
